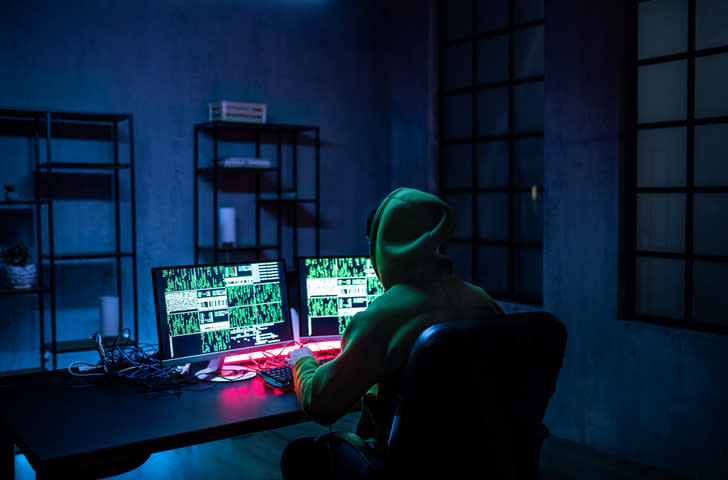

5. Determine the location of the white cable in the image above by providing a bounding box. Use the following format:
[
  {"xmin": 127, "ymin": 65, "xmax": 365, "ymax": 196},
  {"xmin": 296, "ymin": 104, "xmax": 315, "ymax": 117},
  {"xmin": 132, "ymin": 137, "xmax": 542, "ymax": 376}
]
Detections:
[{"xmin": 67, "ymin": 361, "xmax": 106, "ymax": 377}]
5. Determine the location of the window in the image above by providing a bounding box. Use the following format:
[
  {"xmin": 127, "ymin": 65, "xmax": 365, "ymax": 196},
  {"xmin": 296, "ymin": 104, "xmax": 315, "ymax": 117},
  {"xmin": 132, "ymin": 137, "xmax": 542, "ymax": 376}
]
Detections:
[
  {"xmin": 438, "ymin": 0, "xmax": 544, "ymax": 305},
  {"xmin": 624, "ymin": 0, "xmax": 728, "ymax": 332}
]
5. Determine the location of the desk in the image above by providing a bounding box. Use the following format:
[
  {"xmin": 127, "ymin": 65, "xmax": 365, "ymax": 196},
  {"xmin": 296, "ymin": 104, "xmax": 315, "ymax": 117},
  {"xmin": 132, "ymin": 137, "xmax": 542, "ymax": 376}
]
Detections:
[{"xmin": 0, "ymin": 369, "xmax": 308, "ymax": 479}]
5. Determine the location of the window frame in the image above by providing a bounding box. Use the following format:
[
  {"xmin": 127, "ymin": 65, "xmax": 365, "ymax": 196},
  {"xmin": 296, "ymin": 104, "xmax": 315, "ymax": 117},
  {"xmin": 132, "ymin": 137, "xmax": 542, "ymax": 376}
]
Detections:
[
  {"xmin": 622, "ymin": 0, "xmax": 728, "ymax": 334},
  {"xmin": 437, "ymin": 0, "xmax": 545, "ymax": 306}
]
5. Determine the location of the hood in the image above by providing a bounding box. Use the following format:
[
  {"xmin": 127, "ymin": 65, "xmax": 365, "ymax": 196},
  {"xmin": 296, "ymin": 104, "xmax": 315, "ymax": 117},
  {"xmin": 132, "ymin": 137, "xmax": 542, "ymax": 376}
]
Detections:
[{"xmin": 368, "ymin": 187, "xmax": 455, "ymax": 289}]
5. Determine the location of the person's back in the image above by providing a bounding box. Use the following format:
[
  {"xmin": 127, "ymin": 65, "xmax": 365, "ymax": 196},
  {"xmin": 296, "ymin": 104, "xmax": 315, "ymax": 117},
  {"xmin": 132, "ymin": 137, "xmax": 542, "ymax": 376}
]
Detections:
[{"xmin": 282, "ymin": 187, "xmax": 503, "ymax": 478}]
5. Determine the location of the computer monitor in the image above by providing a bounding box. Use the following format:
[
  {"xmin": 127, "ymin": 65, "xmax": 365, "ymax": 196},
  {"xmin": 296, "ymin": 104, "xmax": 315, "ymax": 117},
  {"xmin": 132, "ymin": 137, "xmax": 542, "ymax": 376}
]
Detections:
[
  {"xmin": 296, "ymin": 256, "xmax": 385, "ymax": 342},
  {"xmin": 152, "ymin": 260, "xmax": 293, "ymax": 381}
]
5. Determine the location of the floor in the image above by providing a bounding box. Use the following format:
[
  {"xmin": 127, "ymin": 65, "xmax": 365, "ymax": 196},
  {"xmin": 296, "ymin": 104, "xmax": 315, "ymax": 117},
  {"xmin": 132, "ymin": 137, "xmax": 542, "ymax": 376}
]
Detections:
[{"xmin": 14, "ymin": 412, "xmax": 690, "ymax": 480}]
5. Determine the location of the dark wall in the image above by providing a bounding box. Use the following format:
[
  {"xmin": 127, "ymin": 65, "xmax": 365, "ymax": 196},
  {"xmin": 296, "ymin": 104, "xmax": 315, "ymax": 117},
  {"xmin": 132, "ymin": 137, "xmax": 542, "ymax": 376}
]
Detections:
[
  {"xmin": 543, "ymin": 1, "xmax": 727, "ymax": 478},
  {"xmin": 0, "ymin": 0, "xmax": 436, "ymax": 365},
  {"xmin": 3, "ymin": 1, "xmax": 724, "ymax": 478}
]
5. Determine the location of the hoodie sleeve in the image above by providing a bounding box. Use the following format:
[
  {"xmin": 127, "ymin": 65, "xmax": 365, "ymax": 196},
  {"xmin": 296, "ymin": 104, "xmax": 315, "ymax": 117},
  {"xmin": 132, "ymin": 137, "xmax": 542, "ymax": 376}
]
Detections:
[{"xmin": 292, "ymin": 310, "xmax": 386, "ymax": 425}]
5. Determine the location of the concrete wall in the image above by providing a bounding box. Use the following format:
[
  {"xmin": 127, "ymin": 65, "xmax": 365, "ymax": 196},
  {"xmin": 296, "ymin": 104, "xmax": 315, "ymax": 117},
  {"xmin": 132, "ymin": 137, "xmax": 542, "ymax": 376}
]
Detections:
[
  {"xmin": 0, "ymin": 0, "xmax": 435, "ymax": 365},
  {"xmin": 543, "ymin": 1, "xmax": 728, "ymax": 478},
  {"xmin": 2, "ymin": 1, "xmax": 725, "ymax": 478}
]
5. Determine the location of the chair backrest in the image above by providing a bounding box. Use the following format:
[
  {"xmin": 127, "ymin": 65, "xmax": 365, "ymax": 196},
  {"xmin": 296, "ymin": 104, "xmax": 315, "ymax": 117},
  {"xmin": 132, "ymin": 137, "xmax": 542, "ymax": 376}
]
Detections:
[{"xmin": 385, "ymin": 312, "xmax": 567, "ymax": 480}]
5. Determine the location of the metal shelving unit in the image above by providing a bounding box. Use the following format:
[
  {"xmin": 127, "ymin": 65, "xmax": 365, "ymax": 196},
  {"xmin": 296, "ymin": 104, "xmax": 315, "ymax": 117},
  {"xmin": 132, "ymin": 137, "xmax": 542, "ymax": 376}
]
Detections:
[
  {"xmin": 0, "ymin": 198, "xmax": 49, "ymax": 374},
  {"xmin": 0, "ymin": 109, "xmax": 138, "ymax": 371},
  {"xmin": 193, "ymin": 121, "xmax": 320, "ymax": 269}
]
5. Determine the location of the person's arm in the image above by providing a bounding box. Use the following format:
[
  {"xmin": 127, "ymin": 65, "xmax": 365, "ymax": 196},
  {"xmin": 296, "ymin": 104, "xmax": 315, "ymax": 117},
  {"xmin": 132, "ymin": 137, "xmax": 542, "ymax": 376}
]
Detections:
[{"xmin": 291, "ymin": 314, "xmax": 385, "ymax": 425}]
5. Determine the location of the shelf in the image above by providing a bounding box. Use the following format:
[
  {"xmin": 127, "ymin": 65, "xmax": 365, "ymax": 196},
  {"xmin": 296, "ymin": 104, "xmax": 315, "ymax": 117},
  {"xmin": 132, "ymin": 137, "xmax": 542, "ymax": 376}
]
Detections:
[
  {"xmin": 0, "ymin": 285, "xmax": 51, "ymax": 296},
  {"xmin": 198, "ymin": 244, "xmax": 279, "ymax": 252},
  {"xmin": 42, "ymin": 252, "xmax": 134, "ymax": 261},
  {"xmin": 0, "ymin": 111, "xmax": 132, "ymax": 141},
  {"xmin": 194, "ymin": 120, "xmax": 320, "ymax": 267},
  {"xmin": 0, "ymin": 108, "xmax": 138, "ymax": 372},
  {"xmin": 196, "ymin": 121, "xmax": 318, "ymax": 133},
  {"xmin": 43, "ymin": 335, "xmax": 135, "ymax": 355},
  {"xmin": 197, "ymin": 166, "xmax": 278, "ymax": 174},
  {"xmin": 260, "ymin": 192, "xmax": 316, "ymax": 202},
  {"xmin": 0, "ymin": 108, "xmax": 131, "ymax": 122},
  {"xmin": 260, "ymin": 191, "xmax": 296, "ymax": 201},
  {"xmin": 195, "ymin": 122, "xmax": 318, "ymax": 146},
  {"xmin": 38, "ymin": 162, "xmax": 132, "ymax": 171},
  {"xmin": 0, "ymin": 200, "xmax": 48, "ymax": 206}
]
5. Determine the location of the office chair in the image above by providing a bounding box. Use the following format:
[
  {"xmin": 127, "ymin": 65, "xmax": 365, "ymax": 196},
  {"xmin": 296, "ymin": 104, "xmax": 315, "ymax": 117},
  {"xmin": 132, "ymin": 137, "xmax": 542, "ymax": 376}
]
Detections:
[{"xmin": 318, "ymin": 311, "xmax": 567, "ymax": 479}]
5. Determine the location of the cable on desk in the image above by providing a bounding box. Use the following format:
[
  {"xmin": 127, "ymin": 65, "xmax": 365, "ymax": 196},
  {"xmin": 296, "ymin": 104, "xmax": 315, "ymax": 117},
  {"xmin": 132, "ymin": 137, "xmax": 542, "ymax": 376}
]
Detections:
[
  {"xmin": 92, "ymin": 329, "xmax": 182, "ymax": 385},
  {"xmin": 248, "ymin": 340, "xmax": 301, "ymax": 371},
  {"xmin": 67, "ymin": 361, "xmax": 106, "ymax": 377}
]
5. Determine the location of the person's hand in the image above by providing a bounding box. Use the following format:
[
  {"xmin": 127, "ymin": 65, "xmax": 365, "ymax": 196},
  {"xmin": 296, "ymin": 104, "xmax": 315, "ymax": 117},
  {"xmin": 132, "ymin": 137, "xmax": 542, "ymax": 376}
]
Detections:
[{"xmin": 285, "ymin": 346, "xmax": 316, "ymax": 368}]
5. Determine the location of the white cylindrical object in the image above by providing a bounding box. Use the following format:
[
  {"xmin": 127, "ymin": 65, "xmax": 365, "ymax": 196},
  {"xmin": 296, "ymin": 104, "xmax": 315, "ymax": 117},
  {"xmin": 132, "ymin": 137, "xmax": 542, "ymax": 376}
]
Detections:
[
  {"xmin": 219, "ymin": 207, "xmax": 236, "ymax": 246},
  {"xmin": 100, "ymin": 295, "xmax": 120, "ymax": 337},
  {"xmin": 290, "ymin": 307, "xmax": 300, "ymax": 343}
]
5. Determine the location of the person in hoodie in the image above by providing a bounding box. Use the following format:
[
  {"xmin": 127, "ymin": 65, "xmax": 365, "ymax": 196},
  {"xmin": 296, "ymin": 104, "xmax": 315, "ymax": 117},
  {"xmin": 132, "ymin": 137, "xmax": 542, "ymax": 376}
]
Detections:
[{"xmin": 280, "ymin": 187, "xmax": 504, "ymax": 479}]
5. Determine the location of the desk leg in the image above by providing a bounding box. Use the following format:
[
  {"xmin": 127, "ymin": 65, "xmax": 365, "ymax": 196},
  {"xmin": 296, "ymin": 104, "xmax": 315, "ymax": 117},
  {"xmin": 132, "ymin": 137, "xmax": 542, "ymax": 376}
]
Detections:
[{"xmin": 1, "ymin": 433, "xmax": 14, "ymax": 480}]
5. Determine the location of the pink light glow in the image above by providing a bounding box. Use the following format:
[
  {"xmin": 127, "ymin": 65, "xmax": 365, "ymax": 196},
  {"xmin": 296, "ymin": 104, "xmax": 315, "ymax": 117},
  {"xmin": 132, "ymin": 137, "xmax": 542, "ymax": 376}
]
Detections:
[{"xmin": 223, "ymin": 340, "xmax": 341, "ymax": 364}]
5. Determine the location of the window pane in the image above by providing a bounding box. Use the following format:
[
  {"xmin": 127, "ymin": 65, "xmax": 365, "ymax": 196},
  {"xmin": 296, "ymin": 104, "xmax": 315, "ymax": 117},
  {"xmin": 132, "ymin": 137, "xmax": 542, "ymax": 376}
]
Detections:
[
  {"xmin": 636, "ymin": 257, "xmax": 685, "ymax": 319},
  {"xmin": 477, "ymin": 34, "xmax": 509, "ymax": 85},
  {"xmin": 638, "ymin": 61, "xmax": 687, "ymax": 123},
  {"xmin": 693, "ymin": 193, "xmax": 728, "ymax": 256},
  {"xmin": 514, "ymin": 247, "xmax": 542, "ymax": 302},
  {"xmin": 443, "ymin": 0, "xmax": 473, "ymax": 42},
  {"xmin": 514, "ymin": 0, "xmax": 544, "ymax": 23},
  {"xmin": 636, "ymin": 193, "xmax": 686, "ymax": 253},
  {"xmin": 513, "ymin": 81, "xmax": 543, "ymax": 132},
  {"xmin": 443, "ymin": 94, "xmax": 473, "ymax": 139},
  {"xmin": 696, "ymin": 0, "xmax": 728, "ymax": 50},
  {"xmin": 513, "ymin": 137, "xmax": 543, "ymax": 187},
  {"xmin": 442, "ymin": 144, "xmax": 472, "ymax": 190},
  {"xmin": 445, "ymin": 242, "xmax": 474, "ymax": 283},
  {"xmin": 443, "ymin": 44, "xmax": 473, "ymax": 91},
  {"xmin": 694, "ymin": 123, "xmax": 728, "ymax": 186},
  {"xmin": 478, "ymin": 245, "xmax": 509, "ymax": 296},
  {"xmin": 513, "ymin": 25, "xmax": 544, "ymax": 78},
  {"xmin": 477, "ymin": 87, "xmax": 509, "ymax": 136},
  {"xmin": 693, "ymin": 261, "xmax": 728, "ymax": 325},
  {"xmin": 477, "ymin": 193, "xmax": 509, "ymax": 241},
  {"xmin": 513, "ymin": 192, "xmax": 543, "ymax": 243},
  {"xmin": 445, "ymin": 193, "xmax": 473, "ymax": 238},
  {"xmin": 637, "ymin": 0, "xmax": 688, "ymax": 60},
  {"xmin": 477, "ymin": 140, "xmax": 509, "ymax": 188},
  {"xmin": 695, "ymin": 53, "xmax": 728, "ymax": 119},
  {"xmin": 637, "ymin": 127, "xmax": 686, "ymax": 187},
  {"xmin": 478, "ymin": 0, "xmax": 509, "ymax": 33}
]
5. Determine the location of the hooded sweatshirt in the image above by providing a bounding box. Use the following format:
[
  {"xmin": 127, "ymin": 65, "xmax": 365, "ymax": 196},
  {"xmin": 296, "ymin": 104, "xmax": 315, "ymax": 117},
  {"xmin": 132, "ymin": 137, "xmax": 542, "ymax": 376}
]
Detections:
[{"xmin": 292, "ymin": 187, "xmax": 504, "ymax": 449}]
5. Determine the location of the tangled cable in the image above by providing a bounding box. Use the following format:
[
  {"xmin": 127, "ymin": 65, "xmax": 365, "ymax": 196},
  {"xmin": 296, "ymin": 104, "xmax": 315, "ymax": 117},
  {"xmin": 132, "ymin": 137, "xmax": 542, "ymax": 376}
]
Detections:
[{"xmin": 91, "ymin": 329, "xmax": 179, "ymax": 383}]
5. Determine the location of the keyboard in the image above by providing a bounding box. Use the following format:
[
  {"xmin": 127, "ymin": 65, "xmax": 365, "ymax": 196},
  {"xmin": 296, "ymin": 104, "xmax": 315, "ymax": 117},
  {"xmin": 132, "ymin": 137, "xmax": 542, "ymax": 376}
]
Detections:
[
  {"xmin": 256, "ymin": 355, "xmax": 337, "ymax": 391},
  {"xmin": 257, "ymin": 366, "xmax": 294, "ymax": 390}
]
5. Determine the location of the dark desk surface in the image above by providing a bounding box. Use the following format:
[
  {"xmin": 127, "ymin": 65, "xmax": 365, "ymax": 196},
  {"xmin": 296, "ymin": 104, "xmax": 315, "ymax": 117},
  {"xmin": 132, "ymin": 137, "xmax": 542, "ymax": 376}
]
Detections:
[{"xmin": 0, "ymin": 369, "xmax": 308, "ymax": 478}]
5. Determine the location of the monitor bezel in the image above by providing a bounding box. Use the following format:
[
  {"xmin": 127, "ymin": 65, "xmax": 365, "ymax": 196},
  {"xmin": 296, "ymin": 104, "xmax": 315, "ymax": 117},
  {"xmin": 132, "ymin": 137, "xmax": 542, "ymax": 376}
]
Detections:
[
  {"xmin": 152, "ymin": 259, "xmax": 294, "ymax": 367},
  {"xmin": 295, "ymin": 254, "xmax": 379, "ymax": 343}
]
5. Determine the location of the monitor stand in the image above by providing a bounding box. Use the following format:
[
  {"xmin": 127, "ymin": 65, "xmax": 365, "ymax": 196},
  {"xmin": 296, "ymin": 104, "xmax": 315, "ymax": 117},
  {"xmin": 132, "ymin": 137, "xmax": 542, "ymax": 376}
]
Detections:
[{"xmin": 194, "ymin": 357, "xmax": 256, "ymax": 382}]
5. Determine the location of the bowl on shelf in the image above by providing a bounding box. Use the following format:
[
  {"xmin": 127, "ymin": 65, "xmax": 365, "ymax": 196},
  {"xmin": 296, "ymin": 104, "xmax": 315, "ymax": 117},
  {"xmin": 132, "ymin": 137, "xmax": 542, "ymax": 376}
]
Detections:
[
  {"xmin": 4, "ymin": 263, "xmax": 36, "ymax": 289},
  {"xmin": 1, "ymin": 243, "xmax": 36, "ymax": 288}
]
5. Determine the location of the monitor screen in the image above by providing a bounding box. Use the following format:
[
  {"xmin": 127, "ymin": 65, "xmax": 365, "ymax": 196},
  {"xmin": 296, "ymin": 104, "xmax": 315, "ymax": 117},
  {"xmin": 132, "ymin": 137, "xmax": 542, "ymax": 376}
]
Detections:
[
  {"xmin": 152, "ymin": 260, "xmax": 293, "ymax": 367},
  {"xmin": 297, "ymin": 256, "xmax": 385, "ymax": 341}
]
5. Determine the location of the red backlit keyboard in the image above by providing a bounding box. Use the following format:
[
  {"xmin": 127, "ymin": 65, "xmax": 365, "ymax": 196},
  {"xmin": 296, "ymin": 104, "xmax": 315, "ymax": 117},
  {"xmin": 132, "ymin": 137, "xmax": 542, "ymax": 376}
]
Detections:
[{"xmin": 256, "ymin": 354, "xmax": 336, "ymax": 391}]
